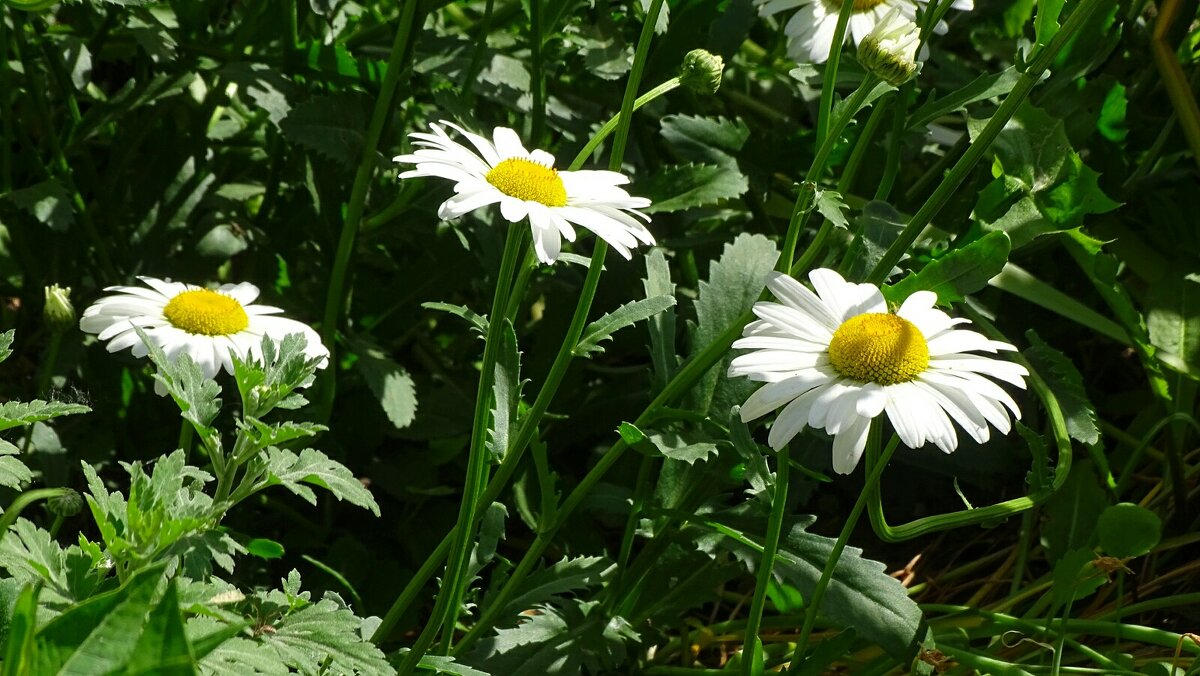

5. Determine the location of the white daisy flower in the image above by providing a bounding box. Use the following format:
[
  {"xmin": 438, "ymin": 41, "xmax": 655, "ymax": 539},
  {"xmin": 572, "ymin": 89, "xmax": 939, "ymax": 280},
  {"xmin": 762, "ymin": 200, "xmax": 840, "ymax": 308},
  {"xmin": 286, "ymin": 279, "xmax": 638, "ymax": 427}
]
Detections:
[
  {"xmin": 393, "ymin": 121, "xmax": 654, "ymax": 265},
  {"xmin": 729, "ymin": 269, "xmax": 1028, "ymax": 475},
  {"xmin": 755, "ymin": 0, "xmax": 971, "ymax": 64},
  {"xmin": 80, "ymin": 276, "xmax": 329, "ymax": 393}
]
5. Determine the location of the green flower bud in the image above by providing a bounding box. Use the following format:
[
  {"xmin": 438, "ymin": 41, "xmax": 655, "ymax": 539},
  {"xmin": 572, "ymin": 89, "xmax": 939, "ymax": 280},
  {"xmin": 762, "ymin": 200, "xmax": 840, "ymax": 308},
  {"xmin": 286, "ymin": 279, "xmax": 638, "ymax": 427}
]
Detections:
[
  {"xmin": 679, "ymin": 49, "xmax": 724, "ymax": 95},
  {"xmin": 43, "ymin": 284, "xmax": 75, "ymax": 335},
  {"xmin": 858, "ymin": 13, "xmax": 922, "ymax": 87},
  {"xmin": 48, "ymin": 489, "xmax": 84, "ymax": 518}
]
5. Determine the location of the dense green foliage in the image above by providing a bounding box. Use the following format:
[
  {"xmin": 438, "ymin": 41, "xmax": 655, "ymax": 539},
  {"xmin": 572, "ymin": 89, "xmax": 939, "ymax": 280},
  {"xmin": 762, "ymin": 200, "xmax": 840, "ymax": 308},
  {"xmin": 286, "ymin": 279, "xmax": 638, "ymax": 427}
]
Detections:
[{"xmin": 1, "ymin": 0, "xmax": 1199, "ymax": 673}]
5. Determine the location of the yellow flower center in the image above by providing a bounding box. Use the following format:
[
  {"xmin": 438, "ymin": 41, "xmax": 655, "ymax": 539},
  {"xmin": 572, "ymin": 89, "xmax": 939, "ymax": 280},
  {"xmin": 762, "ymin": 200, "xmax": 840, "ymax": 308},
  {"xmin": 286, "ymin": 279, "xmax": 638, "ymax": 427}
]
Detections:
[
  {"xmin": 827, "ymin": 313, "xmax": 929, "ymax": 385},
  {"xmin": 162, "ymin": 289, "xmax": 249, "ymax": 336},
  {"xmin": 824, "ymin": 0, "xmax": 888, "ymax": 12},
  {"xmin": 485, "ymin": 158, "xmax": 568, "ymax": 207}
]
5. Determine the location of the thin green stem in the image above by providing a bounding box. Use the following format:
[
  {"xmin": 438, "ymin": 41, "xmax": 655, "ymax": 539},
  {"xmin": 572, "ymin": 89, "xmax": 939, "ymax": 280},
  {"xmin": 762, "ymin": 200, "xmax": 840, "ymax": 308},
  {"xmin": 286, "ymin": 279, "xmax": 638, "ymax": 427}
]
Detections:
[
  {"xmin": 815, "ymin": 0, "xmax": 857, "ymax": 146},
  {"xmin": 867, "ymin": 0, "xmax": 1110, "ymax": 285},
  {"xmin": 570, "ymin": 78, "xmax": 681, "ymax": 169},
  {"xmin": 318, "ymin": 0, "xmax": 419, "ymax": 416},
  {"xmin": 779, "ymin": 76, "xmax": 882, "ymax": 272},
  {"xmin": 873, "ymin": 84, "xmax": 911, "ymax": 201},
  {"xmin": 837, "ymin": 92, "xmax": 891, "ymax": 196},
  {"xmin": 741, "ymin": 447, "xmax": 790, "ymax": 675},
  {"xmin": 787, "ymin": 426, "xmax": 896, "ymax": 672},
  {"xmin": 529, "ymin": 0, "xmax": 546, "ymax": 145},
  {"xmin": 0, "ymin": 488, "xmax": 70, "ymax": 547}
]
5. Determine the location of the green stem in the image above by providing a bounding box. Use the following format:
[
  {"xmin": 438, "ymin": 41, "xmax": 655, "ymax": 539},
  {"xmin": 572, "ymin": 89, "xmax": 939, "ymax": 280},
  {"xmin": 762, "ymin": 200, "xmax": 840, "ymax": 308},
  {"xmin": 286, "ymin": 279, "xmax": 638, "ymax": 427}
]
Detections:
[
  {"xmin": 837, "ymin": 92, "xmax": 891, "ymax": 196},
  {"xmin": 460, "ymin": 0, "xmax": 495, "ymax": 98},
  {"xmin": 866, "ymin": 0, "xmax": 1109, "ymax": 285},
  {"xmin": 787, "ymin": 426, "xmax": 896, "ymax": 672},
  {"xmin": 0, "ymin": 488, "xmax": 70, "ymax": 547},
  {"xmin": 740, "ymin": 447, "xmax": 790, "ymax": 675},
  {"xmin": 434, "ymin": 224, "xmax": 527, "ymax": 652},
  {"xmin": 570, "ymin": 78, "xmax": 681, "ymax": 168},
  {"xmin": 453, "ymin": 312, "xmax": 747, "ymax": 655},
  {"xmin": 529, "ymin": 0, "xmax": 546, "ymax": 146},
  {"xmin": 318, "ymin": 0, "xmax": 419, "ymax": 416},
  {"xmin": 815, "ymin": 0, "xmax": 858, "ymax": 146},
  {"xmin": 873, "ymin": 84, "xmax": 911, "ymax": 201},
  {"xmin": 780, "ymin": 76, "xmax": 882, "ymax": 273}
]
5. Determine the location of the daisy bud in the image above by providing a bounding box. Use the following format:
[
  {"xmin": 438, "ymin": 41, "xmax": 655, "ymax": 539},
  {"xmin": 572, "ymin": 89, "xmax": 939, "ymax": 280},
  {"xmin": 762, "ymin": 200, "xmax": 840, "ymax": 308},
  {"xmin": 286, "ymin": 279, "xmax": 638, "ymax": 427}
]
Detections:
[
  {"xmin": 43, "ymin": 284, "xmax": 75, "ymax": 335},
  {"xmin": 679, "ymin": 49, "xmax": 724, "ymax": 95},
  {"xmin": 48, "ymin": 488, "xmax": 84, "ymax": 518},
  {"xmin": 858, "ymin": 12, "xmax": 922, "ymax": 87}
]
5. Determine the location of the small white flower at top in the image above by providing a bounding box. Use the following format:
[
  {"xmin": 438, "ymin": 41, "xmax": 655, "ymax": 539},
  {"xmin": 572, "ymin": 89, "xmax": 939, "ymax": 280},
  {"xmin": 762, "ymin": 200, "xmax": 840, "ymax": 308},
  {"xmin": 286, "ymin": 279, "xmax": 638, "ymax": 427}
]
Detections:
[
  {"xmin": 858, "ymin": 11, "xmax": 923, "ymax": 86},
  {"xmin": 393, "ymin": 121, "xmax": 654, "ymax": 265},
  {"xmin": 729, "ymin": 269, "xmax": 1028, "ymax": 474},
  {"xmin": 755, "ymin": 0, "xmax": 970, "ymax": 63},
  {"xmin": 80, "ymin": 277, "xmax": 329, "ymax": 393}
]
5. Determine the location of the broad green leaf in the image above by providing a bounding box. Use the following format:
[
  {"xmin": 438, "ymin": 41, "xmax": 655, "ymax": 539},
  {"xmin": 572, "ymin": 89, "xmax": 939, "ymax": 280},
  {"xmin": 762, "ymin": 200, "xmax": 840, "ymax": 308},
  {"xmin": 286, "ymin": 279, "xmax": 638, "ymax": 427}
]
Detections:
[
  {"xmin": 691, "ymin": 233, "xmax": 779, "ymax": 419},
  {"xmin": 0, "ymin": 582, "xmax": 39, "ymax": 676},
  {"xmin": 701, "ymin": 512, "xmax": 925, "ymax": 661},
  {"xmin": 841, "ymin": 201, "xmax": 905, "ymax": 280},
  {"xmin": 640, "ymin": 163, "xmax": 747, "ymax": 214},
  {"xmin": 239, "ymin": 418, "xmax": 327, "ymax": 452},
  {"xmin": 970, "ymin": 104, "xmax": 1119, "ymax": 248},
  {"xmin": 34, "ymin": 562, "xmax": 171, "ymax": 673},
  {"xmin": 140, "ymin": 328, "xmax": 222, "ymax": 438},
  {"xmin": 280, "ymin": 93, "xmax": 373, "ymax": 168},
  {"xmin": 247, "ymin": 539, "xmax": 286, "ymax": 560},
  {"xmin": 1097, "ymin": 503, "xmax": 1161, "ymax": 558},
  {"xmin": 642, "ymin": 249, "xmax": 678, "ymax": 391},
  {"xmin": 232, "ymin": 334, "xmax": 325, "ymax": 418},
  {"xmin": 4, "ymin": 179, "xmax": 74, "ymax": 232},
  {"xmin": 196, "ymin": 225, "xmax": 250, "ymax": 259},
  {"xmin": 1097, "ymin": 82, "xmax": 1128, "ymax": 142},
  {"xmin": 262, "ymin": 593, "xmax": 391, "ymax": 675},
  {"xmin": 125, "ymin": 579, "xmax": 197, "ymax": 675},
  {"xmin": 1050, "ymin": 548, "xmax": 1105, "ymax": 609},
  {"xmin": 1035, "ymin": 0, "xmax": 1066, "ymax": 46},
  {"xmin": 813, "ymin": 189, "xmax": 849, "ymax": 230},
  {"xmin": 488, "ymin": 321, "xmax": 521, "ymax": 459},
  {"xmin": 1023, "ymin": 331, "xmax": 1100, "ymax": 445},
  {"xmin": 353, "ymin": 339, "xmax": 418, "ymax": 430},
  {"xmin": 422, "ymin": 302, "xmax": 489, "ymax": 334},
  {"xmin": 0, "ymin": 331, "xmax": 12, "ymax": 363},
  {"xmin": 0, "ymin": 449, "xmax": 33, "ymax": 491},
  {"xmin": 1145, "ymin": 273, "xmax": 1200, "ymax": 379},
  {"xmin": 884, "ymin": 231, "xmax": 1011, "ymax": 306},
  {"xmin": 219, "ymin": 63, "xmax": 297, "ymax": 128},
  {"xmin": 262, "ymin": 447, "xmax": 380, "ymax": 516},
  {"xmin": 467, "ymin": 502, "xmax": 507, "ymax": 579},
  {"xmin": 1039, "ymin": 462, "xmax": 1105, "ymax": 564},
  {"xmin": 659, "ymin": 115, "xmax": 748, "ymax": 166},
  {"xmin": 0, "ymin": 519, "xmax": 106, "ymax": 609},
  {"xmin": 0, "ymin": 400, "xmax": 91, "ymax": 433},
  {"xmin": 909, "ymin": 68, "xmax": 1021, "ymax": 130},
  {"xmin": 574, "ymin": 295, "xmax": 677, "ymax": 356}
]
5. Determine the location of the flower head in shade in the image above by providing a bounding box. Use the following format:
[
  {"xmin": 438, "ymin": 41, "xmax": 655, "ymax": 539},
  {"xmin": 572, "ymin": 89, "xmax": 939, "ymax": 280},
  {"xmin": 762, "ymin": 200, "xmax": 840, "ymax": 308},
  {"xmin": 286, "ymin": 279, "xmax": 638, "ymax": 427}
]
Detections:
[
  {"xmin": 729, "ymin": 269, "xmax": 1027, "ymax": 474},
  {"xmin": 755, "ymin": 0, "xmax": 970, "ymax": 63},
  {"xmin": 858, "ymin": 11, "xmax": 922, "ymax": 86},
  {"xmin": 393, "ymin": 121, "xmax": 654, "ymax": 264},
  {"xmin": 80, "ymin": 277, "xmax": 328, "ymax": 393}
]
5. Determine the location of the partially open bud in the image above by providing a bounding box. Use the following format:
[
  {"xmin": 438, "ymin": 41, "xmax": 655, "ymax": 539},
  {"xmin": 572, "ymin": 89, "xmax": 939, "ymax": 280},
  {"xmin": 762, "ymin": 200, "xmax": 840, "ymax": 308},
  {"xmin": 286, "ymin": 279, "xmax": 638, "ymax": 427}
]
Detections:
[
  {"xmin": 679, "ymin": 49, "xmax": 724, "ymax": 95},
  {"xmin": 858, "ymin": 12, "xmax": 922, "ymax": 87},
  {"xmin": 43, "ymin": 285, "xmax": 75, "ymax": 335}
]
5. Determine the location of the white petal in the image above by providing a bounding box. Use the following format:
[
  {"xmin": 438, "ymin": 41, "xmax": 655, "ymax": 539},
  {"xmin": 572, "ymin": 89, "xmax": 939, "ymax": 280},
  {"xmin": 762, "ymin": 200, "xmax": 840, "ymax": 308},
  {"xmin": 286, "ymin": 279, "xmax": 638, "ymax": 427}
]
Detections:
[
  {"xmin": 767, "ymin": 381, "xmax": 834, "ymax": 449},
  {"xmin": 765, "ymin": 272, "xmax": 840, "ymax": 332},
  {"xmin": 855, "ymin": 382, "xmax": 888, "ymax": 418},
  {"xmin": 808, "ymin": 268, "xmax": 886, "ymax": 322},
  {"xmin": 499, "ymin": 197, "xmax": 530, "ymax": 223},
  {"xmin": 738, "ymin": 370, "xmax": 835, "ymax": 421},
  {"xmin": 491, "ymin": 126, "xmax": 529, "ymax": 159},
  {"xmin": 832, "ymin": 415, "xmax": 871, "ymax": 474}
]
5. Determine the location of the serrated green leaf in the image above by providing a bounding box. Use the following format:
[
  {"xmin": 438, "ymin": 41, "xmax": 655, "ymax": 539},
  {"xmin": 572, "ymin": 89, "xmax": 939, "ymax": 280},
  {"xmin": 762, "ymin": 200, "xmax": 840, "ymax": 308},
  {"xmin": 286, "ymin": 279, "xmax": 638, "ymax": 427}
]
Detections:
[
  {"xmin": 641, "ymin": 163, "xmax": 747, "ymax": 214},
  {"xmin": 0, "ymin": 519, "xmax": 105, "ymax": 609},
  {"xmin": 464, "ymin": 599, "xmax": 635, "ymax": 676},
  {"xmin": 262, "ymin": 448, "xmax": 380, "ymax": 516},
  {"xmin": 884, "ymin": 231, "xmax": 1011, "ymax": 306},
  {"xmin": 352, "ymin": 338, "xmax": 418, "ymax": 430},
  {"xmin": 813, "ymin": 188, "xmax": 849, "ymax": 230},
  {"xmin": 486, "ymin": 556, "xmax": 613, "ymax": 620},
  {"xmin": 240, "ymin": 418, "xmax": 327, "ymax": 453},
  {"xmin": 648, "ymin": 431, "xmax": 719, "ymax": 465},
  {"xmin": 414, "ymin": 654, "xmax": 489, "ymax": 675},
  {"xmin": 1023, "ymin": 331, "xmax": 1100, "ymax": 444},
  {"xmin": 691, "ymin": 234, "xmax": 779, "ymax": 419},
  {"xmin": 264, "ymin": 593, "xmax": 392, "ymax": 675},
  {"xmin": 0, "ymin": 400, "xmax": 91, "ymax": 433},
  {"xmin": 574, "ymin": 295, "xmax": 677, "ymax": 356},
  {"xmin": 281, "ymin": 93, "xmax": 373, "ymax": 168},
  {"xmin": 642, "ymin": 249, "xmax": 678, "ymax": 391},
  {"xmin": 0, "ymin": 455, "xmax": 32, "ymax": 491},
  {"xmin": 220, "ymin": 63, "xmax": 297, "ymax": 128},
  {"xmin": 488, "ymin": 322, "xmax": 520, "ymax": 459},
  {"xmin": 233, "ymin": 334, "xmax": 325, "ymax": 419},
  {"xmin": 0, "ymin": 331, "xmax": 13, "ymax": 363},
  {"xmin": 659, "ymin": 115, "xmax": 748, "ymax": 166},
  {"xmin": 422, "ymin": 302, "xmax": 489, "ymax": 334}
]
